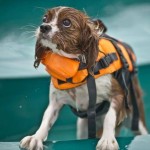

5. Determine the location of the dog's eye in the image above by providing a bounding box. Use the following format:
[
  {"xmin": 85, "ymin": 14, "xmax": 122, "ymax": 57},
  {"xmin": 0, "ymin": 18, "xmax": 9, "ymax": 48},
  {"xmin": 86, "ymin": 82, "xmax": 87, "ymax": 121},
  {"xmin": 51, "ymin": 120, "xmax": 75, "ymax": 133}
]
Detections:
[
  {"xmin": 43, "ymin": 16, "xmax": 47, "ymax": 22},
  {"xmin": 62, "ymin": 19, "xmax": 71, "ymax": 27}
]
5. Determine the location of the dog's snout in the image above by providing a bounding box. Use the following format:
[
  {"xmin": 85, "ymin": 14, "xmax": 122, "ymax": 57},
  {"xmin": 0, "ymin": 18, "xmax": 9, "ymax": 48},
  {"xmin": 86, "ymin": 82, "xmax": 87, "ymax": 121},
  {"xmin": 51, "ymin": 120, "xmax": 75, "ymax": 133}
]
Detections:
[{"xmin": 40, "ymin": 25, "xmax": 52, "ymax": 33}]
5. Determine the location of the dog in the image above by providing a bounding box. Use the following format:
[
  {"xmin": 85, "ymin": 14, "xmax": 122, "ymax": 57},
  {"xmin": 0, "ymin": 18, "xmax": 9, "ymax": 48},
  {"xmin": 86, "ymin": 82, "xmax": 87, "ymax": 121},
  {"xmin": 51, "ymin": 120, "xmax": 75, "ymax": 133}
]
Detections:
[{"xmin": 20, "ymin": 6, "xmax": 148, "ymax": 150}]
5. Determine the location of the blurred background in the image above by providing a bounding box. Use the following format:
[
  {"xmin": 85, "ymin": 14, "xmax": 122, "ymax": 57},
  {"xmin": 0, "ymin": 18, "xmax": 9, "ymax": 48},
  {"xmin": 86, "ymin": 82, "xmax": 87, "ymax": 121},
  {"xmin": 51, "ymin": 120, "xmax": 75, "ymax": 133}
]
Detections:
[{"xmin": 0, "ymin": 0, "xmax": 150, "ymax": 143}]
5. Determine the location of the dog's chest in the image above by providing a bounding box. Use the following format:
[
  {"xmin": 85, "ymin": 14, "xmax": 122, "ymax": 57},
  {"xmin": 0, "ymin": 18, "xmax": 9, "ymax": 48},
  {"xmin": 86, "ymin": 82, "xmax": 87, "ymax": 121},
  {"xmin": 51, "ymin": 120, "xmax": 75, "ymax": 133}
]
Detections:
[{"xmin": 53, "ymin": 74, "xmax": 112, "ymax": 111}]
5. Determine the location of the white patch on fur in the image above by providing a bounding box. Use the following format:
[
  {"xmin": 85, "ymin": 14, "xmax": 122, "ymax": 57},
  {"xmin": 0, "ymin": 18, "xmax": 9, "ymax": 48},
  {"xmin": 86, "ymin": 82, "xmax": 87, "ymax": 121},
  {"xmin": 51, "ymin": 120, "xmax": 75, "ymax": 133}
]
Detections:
[
  {"xmin": 69, "ymin": 74, "xmax": 112, "ymax": 111},
  {"xmin": 96, "ymin": 74, "xmax": 112, "ymax": 103},
  {"xmin": 35, "ymin": 27, "xmax": 40, "ymax": 39},
  {"xmin": 103, "ymin": 106, "xmax": 116, "ymax": 136},
  {"xmin": 46, "ymin": 7, "xmax": 65, "ymax": 38},
  {"xmin": 139, "ymin": 120, "xmax": 148, "ymax": 135},
  {"xmin": 59, "ymin": 50, "xmax": 80, "ymax": 59},
  {"xmin": 96, "ymin": 104, "xmax": 119, "ymax": 150},
  {"xmin": 41, "ymin": 39, "xmax": 59, "ymax": 53},
  {"xmin": 40, "ymin": 38, "xmax": 80, "ymax": 59}
]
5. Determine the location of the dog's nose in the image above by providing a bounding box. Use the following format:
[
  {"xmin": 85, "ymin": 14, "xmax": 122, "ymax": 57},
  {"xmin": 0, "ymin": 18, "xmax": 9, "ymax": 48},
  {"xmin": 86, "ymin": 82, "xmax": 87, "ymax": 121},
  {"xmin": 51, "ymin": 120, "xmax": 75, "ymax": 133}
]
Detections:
[{"xmin": 40, "ymin": 25, "xmax": 52, "ymax": 33}]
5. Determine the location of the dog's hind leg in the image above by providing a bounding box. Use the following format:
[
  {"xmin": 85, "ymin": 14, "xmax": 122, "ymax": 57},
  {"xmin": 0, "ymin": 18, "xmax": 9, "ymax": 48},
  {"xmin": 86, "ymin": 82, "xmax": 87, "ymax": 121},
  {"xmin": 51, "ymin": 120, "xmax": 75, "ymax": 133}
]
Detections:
[
  {"xmin": 139, "ymin": 120, "xmax": 148, "ymax": 135},
  {"xmin": 124, "ymin": 76, "xmax": 149, "ymax": 135}
]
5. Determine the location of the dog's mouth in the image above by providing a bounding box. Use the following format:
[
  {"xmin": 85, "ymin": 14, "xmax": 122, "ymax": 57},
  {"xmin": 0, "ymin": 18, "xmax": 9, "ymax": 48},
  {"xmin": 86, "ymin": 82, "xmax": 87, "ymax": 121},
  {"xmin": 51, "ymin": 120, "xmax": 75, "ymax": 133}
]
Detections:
[
  {"xmin": 37, "ymin": 30, "xmax": 51, "ymax": 40},
  {"xmin": 40, "ymin": 33, "xmax": 50, "ymax": 40},
  {"xmin": 36, "ymin": 26, "xmax": 54, "ymax": 42}
]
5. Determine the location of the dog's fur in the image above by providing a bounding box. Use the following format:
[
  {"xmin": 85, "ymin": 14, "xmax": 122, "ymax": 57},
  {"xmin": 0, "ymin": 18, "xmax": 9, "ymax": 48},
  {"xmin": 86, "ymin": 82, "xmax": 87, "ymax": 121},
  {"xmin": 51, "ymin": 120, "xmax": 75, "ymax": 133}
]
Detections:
[{"xmin": 20, "ymin": 6, "xmax": 148, "ymax": 150}]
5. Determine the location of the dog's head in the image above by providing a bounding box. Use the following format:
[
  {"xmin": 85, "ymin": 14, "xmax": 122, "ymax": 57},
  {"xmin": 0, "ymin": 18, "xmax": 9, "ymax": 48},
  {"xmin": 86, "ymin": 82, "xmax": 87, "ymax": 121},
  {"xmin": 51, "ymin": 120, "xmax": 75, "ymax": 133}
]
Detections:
[{"xmin": 34, "ymin": 6, "xmax": 107, "ymax": 72}]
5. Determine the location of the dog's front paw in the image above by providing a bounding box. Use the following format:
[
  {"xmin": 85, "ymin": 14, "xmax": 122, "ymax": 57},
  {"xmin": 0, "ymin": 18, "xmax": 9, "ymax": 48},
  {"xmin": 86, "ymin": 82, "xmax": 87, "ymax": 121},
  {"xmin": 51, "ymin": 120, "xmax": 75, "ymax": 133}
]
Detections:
[
  {"xmin": 96, "ymin": 136, "xmax": 119, "ymax": 150},
  {"xmin": 20, "ymin": 135, "xmax": 43, "ymax": 150}
]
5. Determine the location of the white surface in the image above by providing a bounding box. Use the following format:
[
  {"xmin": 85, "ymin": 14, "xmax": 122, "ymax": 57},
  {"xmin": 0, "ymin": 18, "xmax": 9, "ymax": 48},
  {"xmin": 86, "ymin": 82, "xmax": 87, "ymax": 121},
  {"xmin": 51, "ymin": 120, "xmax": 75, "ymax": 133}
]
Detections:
[{"xmin": 128, "ymin": 135, "xmax": 150, "ymax": 150}]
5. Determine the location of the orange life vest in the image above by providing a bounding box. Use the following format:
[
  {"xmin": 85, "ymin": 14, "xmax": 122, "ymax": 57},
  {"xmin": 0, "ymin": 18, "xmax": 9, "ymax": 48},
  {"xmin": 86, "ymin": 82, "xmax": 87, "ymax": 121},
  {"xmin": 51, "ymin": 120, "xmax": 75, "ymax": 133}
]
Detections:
[
  {"xmin": 41, "ymin": 37, "xmax": 136, "ymax": 90},
  {"xmin": 41, "ymin": 34, "xmax": 139, "ymax": 136}
]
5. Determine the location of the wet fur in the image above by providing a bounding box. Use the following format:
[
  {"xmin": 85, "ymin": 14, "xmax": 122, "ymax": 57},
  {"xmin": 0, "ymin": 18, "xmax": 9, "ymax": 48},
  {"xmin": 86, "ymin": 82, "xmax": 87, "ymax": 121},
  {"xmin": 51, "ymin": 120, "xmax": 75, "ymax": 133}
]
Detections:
[{"xmin": 20, "ymin": 6, "xmax": 148, "ymax": 150}]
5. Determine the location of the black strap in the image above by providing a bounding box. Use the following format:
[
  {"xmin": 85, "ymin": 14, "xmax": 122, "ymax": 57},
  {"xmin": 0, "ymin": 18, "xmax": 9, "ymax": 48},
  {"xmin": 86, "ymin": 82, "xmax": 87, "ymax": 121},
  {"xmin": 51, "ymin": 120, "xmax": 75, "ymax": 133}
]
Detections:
[
  {"xmin": 70, "ymin": 101, "xmax": 110, "ymax": 118},
  {"xmin": 110, "ymin": 40, "xmax": 130, "ymax": 109},
  {"xmin": 130, "ymin": 74, "xmax": 139, "ymax": 131},
  {"xmin": 86, "ymin": 74, "xmax": 97, "ymax": 138},
  {"xmin": 94, "ymin": 53, "xmax": 118, "ymax": 73}
]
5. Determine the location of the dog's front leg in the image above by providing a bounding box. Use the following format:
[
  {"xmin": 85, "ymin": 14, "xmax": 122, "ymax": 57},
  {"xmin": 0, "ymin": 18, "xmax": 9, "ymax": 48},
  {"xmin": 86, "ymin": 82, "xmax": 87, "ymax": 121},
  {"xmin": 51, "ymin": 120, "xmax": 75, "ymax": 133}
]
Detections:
[
  {"xmin": 20, "ymin": 90, "xmax": 63, "ymax": 150},
  {"xmin": 96, "ymin": 102, "xmax": 119, "ymax": 150}
]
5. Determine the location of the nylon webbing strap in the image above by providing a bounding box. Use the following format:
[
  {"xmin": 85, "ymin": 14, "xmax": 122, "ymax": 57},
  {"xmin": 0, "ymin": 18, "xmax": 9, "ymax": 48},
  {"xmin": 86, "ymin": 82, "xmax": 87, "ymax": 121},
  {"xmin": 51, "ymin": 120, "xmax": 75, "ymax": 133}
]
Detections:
[
  {"xmin": 130, "ymin": 75, "xmax": 139, "ymax": 130},
  {"xmin": 69, "ymin": 101, "xmax": 110, "ymax": 118},
  {"xmin": 87, "ymin": 74, "xmax": 97, "ymax": 138},
  {"xmin": 111, "ymin": 40, "xmax": 130, "ymax": 109}
]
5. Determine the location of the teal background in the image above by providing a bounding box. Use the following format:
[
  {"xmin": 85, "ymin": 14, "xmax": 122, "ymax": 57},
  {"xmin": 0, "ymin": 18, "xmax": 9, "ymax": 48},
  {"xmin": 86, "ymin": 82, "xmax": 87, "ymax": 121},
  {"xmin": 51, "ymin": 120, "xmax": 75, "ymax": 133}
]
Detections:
[
  {"xmin": 0, "ymin": 0, "xmax": 150, "ymax": 149},
  {"xmin": 1, "ymin": 0, "xmax": 150, "ymax": 36}
]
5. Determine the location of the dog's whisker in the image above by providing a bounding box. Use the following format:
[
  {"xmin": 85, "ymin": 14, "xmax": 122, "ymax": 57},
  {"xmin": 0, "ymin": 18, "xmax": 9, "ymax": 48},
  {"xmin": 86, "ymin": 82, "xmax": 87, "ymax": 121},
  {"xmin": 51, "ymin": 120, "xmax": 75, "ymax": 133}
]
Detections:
[
  {"xmin": 20, "ymin": 24, "xmax": 37, "ymax": 30},
  {"xmin": 22, "ymin": 31, "xmax": 36, "ymax": 34},
  {"xmin": 94, "ymin": 10, "xmax": 100, "ymax": 19},
  {"xmin": 34, "ymin": 6, "xmax": 48, "ymax": 13},
  {"xmin": 24, "ymin": 34, "xmax": 36, "ymax": 40},
  {"xmin": 82, "ymin": 8, "xmax": 87, "ymax": 15}
]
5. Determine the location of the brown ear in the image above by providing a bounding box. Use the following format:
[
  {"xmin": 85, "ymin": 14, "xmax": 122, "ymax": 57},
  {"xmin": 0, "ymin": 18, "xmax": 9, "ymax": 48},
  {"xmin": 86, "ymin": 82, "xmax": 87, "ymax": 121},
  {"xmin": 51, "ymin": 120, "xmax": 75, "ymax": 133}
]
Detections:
[
  {"xmin": 34, "ymin": 40, "xmax": 46, "ymax": 68},
  {"xmin": 92, "ymin": 19, "xmax": 107, "ymax": 33},
  {"xmin": 79, "ymin": 23, "xmax": 99, "ymax": 74}
]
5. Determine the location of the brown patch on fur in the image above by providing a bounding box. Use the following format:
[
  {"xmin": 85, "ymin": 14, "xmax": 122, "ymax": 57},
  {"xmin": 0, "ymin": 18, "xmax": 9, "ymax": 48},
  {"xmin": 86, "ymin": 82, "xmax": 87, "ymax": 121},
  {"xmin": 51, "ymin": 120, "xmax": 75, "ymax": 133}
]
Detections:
[
  {"xmin": 92, "ymin": 19, "xmax": 107, "ymax": 33},
  {"xmin": 111, "ymin": 75, "xmax": 147, "ymax": 130},
  {"xmin": 111, "ymin": 77, "xmax": 127, "ymax": 125}
]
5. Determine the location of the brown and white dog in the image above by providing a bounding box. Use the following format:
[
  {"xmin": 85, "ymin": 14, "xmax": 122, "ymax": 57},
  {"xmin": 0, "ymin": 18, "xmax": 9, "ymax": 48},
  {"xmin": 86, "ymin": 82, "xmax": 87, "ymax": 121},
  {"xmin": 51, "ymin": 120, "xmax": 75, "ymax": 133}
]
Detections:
[{"xmin": 20, "ymin": 6, "xmax": 148, "ymax": 150}]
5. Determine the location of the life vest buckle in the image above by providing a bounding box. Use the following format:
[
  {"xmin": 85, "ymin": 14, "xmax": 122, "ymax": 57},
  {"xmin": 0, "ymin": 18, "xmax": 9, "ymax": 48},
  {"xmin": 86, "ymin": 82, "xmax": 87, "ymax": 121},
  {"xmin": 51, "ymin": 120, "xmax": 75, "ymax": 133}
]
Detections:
[{"xmin": 100, "ymin": 53, "xmax": 116, "ymax": 68}]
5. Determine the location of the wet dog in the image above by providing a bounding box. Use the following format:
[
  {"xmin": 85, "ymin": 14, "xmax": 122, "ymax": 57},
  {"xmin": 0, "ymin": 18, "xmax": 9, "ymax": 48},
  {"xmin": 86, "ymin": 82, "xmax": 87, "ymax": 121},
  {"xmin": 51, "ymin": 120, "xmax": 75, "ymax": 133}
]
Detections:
[{"xmin": 20, "ymin": 6, "xmax": 148, "ymax": 150}]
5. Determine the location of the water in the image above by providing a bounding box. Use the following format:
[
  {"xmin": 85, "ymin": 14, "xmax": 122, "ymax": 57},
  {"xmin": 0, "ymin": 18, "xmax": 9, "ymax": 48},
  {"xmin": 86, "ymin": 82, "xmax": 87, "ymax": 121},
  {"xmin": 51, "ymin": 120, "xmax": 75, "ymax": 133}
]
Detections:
[{"xmin": 0, "ymin": 3, "xmax": 150, "ymax": 78}]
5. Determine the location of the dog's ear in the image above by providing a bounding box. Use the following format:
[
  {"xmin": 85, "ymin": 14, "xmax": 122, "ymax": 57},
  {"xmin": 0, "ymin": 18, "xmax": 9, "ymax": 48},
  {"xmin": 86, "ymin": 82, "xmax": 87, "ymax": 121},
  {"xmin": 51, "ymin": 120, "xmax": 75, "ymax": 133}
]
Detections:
[
  {"xmin": 79, "ymin": 22, "xmax": 99, "ymax": 74},
  {"xmin": 34, "ymin": 40, "xmax": 46, "ymax": 68},
  {"xmin": 92, "ymin": 19, "xmax": 107, "ymax": 34}
]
